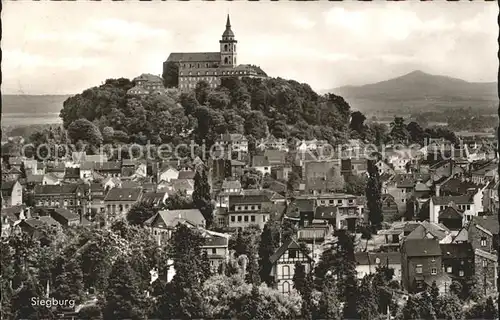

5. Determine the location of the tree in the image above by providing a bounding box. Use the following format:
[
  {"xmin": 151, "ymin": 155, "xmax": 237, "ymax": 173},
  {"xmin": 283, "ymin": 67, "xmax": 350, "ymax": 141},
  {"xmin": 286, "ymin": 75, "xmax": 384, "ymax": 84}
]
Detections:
[
  {"xmin": 402, "ymin": 295, "xmax": 421, "ymax": 320},
  {"xmin": 162, "ymin": 61, "xmax": 179, "ymax": 88},
  {"xmin": 345, "ymin": 174, "xmax": 368, "ymax": 196},
  {"xmin": 126, "ymin": 203, "xmax": 157, "ymax": 226},
  {"xmin": 192, "ymin": 169, "xmax": 214, "ymax": 227},
  {"xmin": 102, "ymin": 256, "xmax": 147, "ymax": 320},
  {"xmin": 350, "ymin": 111, "xmax": 367, "ymax": 139},
  {"xmin": 482, "ymin": 296, "xmax": 498, "ymax": 319},
  {"xmin": 366, "ymin": 159, "xmax": 383, "ymax": 230},
  {"xmin": 154, "ymin": 224, "xmax": 206, "ymax": 319},
  {"xmin": 407, "ymin": 121, "xmax": 425, "ymax": 145},
  {"xmin": 68, "ymin": 118, "xmax": 104, "ymax": 145},
  {"xmin": 292, "ymin": 262, "xmax": 314, "ymax": 319},
  {"xmin": 317, "ymin": 277, "xmax": 341, "ymax": 320},
  {"xmin": 164, "ymin": 191, "xmax": 194, "ymax": 210},
  {"xmin": 54, "ymin": 258, "xmax": 85, "ymax": 305},
  {"xmin": 390, "ymin": 117, "xmax": 410, "ymax": 144},
  {"xmin": 241, "ymin": 168, "xmax": 263, "ymax": 189},
  {"xmin": 258, "ymin": 222, "xmax": 279, "ymax": 286},
  {"xmin": 357, "ymin": 275, "xmax": 379, "ymax": 320}
]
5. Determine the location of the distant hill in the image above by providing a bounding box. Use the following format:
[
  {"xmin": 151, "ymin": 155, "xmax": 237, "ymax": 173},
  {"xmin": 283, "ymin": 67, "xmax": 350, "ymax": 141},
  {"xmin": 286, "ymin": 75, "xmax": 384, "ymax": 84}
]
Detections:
[
  {"xmin": 328, "ymin": 70, "xmax": 498, "ymax": 114},
  {"xmin": 2, "ymin": 94, "xmax": 71, "ymax": 114}
]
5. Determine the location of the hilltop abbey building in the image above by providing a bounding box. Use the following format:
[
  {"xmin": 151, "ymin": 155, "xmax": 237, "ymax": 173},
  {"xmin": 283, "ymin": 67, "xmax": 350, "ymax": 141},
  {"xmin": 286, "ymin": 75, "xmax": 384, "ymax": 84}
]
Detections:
[{"xmin": 164, "ymin": 15, "xmax": 266, "ymax": 92}]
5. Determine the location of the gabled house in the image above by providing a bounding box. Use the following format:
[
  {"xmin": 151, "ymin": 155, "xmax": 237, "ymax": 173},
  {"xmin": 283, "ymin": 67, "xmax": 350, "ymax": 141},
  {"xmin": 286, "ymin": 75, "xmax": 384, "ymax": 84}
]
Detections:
[
  {"xmin": 263, "ymin": 150, "xmax": 287, "ymax": 166},
  {"xmin": 144, "ymin": 209, "xmax": 206, "ymax": 244},
  {"xmin": 1, "ymin": 180, "xmax": 23, "ymax": 208},
  {"xmin": 466, "ymin": 214, "xmax": 499, "ymax": 254},
  {"xmin": 95, "ymin": 161, "xmax": 121, "ymax": 177},
  {"xmin": 34, "ymin": 183, "xmax": 90, "ymax": 213},
  {"xmin": 355, "ymin": 252, "xmax": 402, "ymax": 280},
  {"xmin": 19, "ymin": 216, "xmax": 61, "ymax": 236},
  {"xmin": 158, "ymin": 166, "xmax": 180, "ymax": 183},
  {"xmin": 216, "ymin": 179, "xmax": 242, "ymax": 208},
  {"xmin": 401, "ymin": 238, "xmax": 451, "ymax": 294},
  {"xmin": 48, "ymin": 208, "xmax": 82, "ymax": 227},
  {"xmin": 141, "ymin": 192, "xmax": 168, "ymax": 208},
  {"xmin": 251, "ymin": 155, "xmax": 271, "ymax": 176},
  {"xmin": 42, "ymin": 172, "xmax": 62, "ymax": 185},
  {"xmin": 226, "ymin": 194, "xmax": 273, "ymax": 229},
  {"xmin": 440, "ymin": 243, "xmax": 474, "ymax": 283},
  {"xmin": 217, "ymin": 133, "xmax": 248, "ymax": 153},
  {"xmin": 104, "ymin": 188, "xmax": 142, "ymax": 220},
  {"xmin": 429, "ymin": 195, "xmax": 475, "ymax": 225},
  {"xmin": 438, "ymin": 206, "xmax": 464, "ymax": 231},
  {"xmin": 269, "ymin": 238, "xmax": 313, "ymax": 294}
]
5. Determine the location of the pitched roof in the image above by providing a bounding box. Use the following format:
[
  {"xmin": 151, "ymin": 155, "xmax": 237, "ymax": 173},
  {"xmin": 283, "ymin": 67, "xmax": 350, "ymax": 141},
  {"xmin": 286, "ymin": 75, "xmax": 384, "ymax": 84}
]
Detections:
[
  {"xmin": 438, "ymin": 206, "xmax": 463, "ymax": 220},
  {"xmin": 403, "ymin": 238, "xmax": 441, "ymax": 257},
  {"xmin": 252, "ymin": 155, "xmax": 270, "ymax": 167},
  {"xmin": 51, "ymin": 208, "xmax": 79, "ymax": 221},
  {"xmin": 104, "ymin": 188, "xmax": 142, "ymax": 202},
  {"xmin": 293, "ymin": 198, "xmax": 315, "ymax": 212},
  {"xmin": 23, "ymin": 216, "xmax": 60, "ymax": 229},
  {"xmin": 269, "ymin": 238, "xmax": 312, "ymax": 264},
  {"xmin": 178, "ymin": 170, "xmax": 196, "ymax": 180},
  {"xmin": 440, "ymin": 243, "xmax": 473, "ymax": 259},
  {"xmin": 314, "ymin": 206, "xmax": 337, "ymax": 220},
  {"xmin": 221, "ymin": 179, "xmax": 241, "ymax": 190},
  {"xmin": 355, "ymin": 252, "xmax": 401, "ymax": 266},
  {"xmin": 452, "ymin": 228, "xmax": 469, "ymax": 243},
  {"xmin": 468, "ymin": 214, "xmax": 499, "ymax": 236},
  {"xmin": 263, "ymin": 150, "xmax": 287, "ymax": 164},
  {"xmin": 133, "ymin": 73, "xmax": 163, "ymax": 82},
  {"xmin": 169, "ymin": 179, "xmax": 194, "ymax": 191},
  {"xmin": 144, "ymin": 209, "xmax": 205, "ymax": 228},
  {"xmin": 203, "ymin": 236, "xmax": 229, "ymax": 247},
  {"xmin": 141, "ymin": 192, "xmax": 166, "ymax": 206},
  {"xmin": 34, "ymin": 184, "xmax": 87, "ymax": 195},
  {"xmin": 167, "ymin": 52, "xmax": 221, "ymax": 63},
  {"xmin": 1, "ymin": 181, "xmax": 18, "ymax": 192},
  {"xmin": 95, "ymin": 161, "xmax": 121, "ymax": 171},
  {"xmin": 229, "ymin": 194, "xmax": 271, "ymax": 205},
  {"xmin": 431, "ymin": 195, "xmax": 473, "ymax": 205}
]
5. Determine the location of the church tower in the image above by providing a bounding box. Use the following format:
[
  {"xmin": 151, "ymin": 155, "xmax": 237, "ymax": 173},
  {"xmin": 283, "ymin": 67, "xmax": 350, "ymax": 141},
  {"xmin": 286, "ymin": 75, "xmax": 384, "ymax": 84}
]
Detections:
[{"xmin": 220, "ymin": 15, "xmax": 237, "ymax": 68}]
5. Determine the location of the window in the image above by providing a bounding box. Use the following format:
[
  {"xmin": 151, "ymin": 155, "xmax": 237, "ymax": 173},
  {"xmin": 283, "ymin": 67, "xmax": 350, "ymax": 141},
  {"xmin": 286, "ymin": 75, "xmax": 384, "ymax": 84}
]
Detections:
[
  {"xmin": 282, "ymin": 265, "xmax": 290, "ymax": 277},
  {"xmin": 481, "ymin": 237, "xmax": 487, "ymax": 247},
  {"xmin": 282, "ymin": 281, "xmax": 290, "ymax": 294},
  {"xmin": 466, "ymin": 205, "xmax": 470, "ymax": 210},
  {"xmin": 337, "ymin": 200, "xmax": 342, "ymax": 204},
  {"xmin": 431, "ymin": 268, "xmax": 437, "ymax": 275},
  {"xmin": 446, "ymin": 266, "xmax": 452, "ymax": 273},
  {"xmin": 244, "ymin": 215, "xmax": 249, "ymax": 222},
  {"xmin": 212, "ymin": 248, "xmax": 216, "ymax": 254},
  {"xmin": 231, "ymin": 216, "xmax": 235, "ymax": 222},
  {"xmin": 237, "ymin": 216, "xmax": 242, "ymax": 222},
  {"xmin": 459, "ymin": 270, "xmax": 465, "ymax": 277},
  {"xmin": 482, "ymin": 260, "xmax": 488, "ymax": 267},
  {"xmin": 251, "ymin": 215, "xmax": 255, "ymax": 222},
  {"xmin": 289, "ymin": 250, "xmax": 297, "ymax": 259},
  {"xmin": 329, "ymin": 200, "xmax": 334, "ymax": 204},
  {"xmin": 416, "ymin": 265, "xmax": 423, "ymax": 274}
]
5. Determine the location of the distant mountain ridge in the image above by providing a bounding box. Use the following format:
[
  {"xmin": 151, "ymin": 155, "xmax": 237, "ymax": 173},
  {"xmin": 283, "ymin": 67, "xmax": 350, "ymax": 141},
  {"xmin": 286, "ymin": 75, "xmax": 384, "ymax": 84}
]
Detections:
[
  {"xmin": 2, "ymin": 94, "xmax": 71, "ymax": 115},
  {"xmin": 329, "ymin": 70, "xmax": 497, "ymax": 113}
]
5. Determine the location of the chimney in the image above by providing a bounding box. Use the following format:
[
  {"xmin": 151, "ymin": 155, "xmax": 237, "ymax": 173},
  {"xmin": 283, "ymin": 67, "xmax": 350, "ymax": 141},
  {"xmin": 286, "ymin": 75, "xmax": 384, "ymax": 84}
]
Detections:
[{"xmin": 435, "ymin": 185, "xmax": 440, "ymax": 197}]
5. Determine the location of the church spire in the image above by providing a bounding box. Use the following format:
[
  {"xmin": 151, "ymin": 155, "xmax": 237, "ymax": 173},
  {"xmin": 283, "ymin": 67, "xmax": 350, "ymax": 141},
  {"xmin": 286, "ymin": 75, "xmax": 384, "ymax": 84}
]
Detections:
[{"xmin": 226, "ymin": 14, "xmax": 231, "ymax": 28}]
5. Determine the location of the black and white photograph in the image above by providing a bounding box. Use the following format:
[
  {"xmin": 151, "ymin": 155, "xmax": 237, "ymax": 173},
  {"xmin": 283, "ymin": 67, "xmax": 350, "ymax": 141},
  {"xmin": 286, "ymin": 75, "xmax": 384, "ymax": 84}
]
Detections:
[{"xmin": 1, "ymin": 1, "xmax": 499, "ymax": 319}]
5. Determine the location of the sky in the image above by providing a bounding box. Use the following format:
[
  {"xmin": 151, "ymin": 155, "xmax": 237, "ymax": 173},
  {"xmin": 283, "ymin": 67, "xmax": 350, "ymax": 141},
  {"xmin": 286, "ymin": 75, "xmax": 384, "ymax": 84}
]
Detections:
[{"xmin": 3, "ymin": 1, "xmax": 498, "ymax": 95}]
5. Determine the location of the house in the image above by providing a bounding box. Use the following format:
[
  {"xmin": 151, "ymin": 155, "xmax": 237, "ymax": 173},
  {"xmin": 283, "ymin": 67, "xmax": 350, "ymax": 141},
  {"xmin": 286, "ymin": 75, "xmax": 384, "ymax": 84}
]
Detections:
[
  {"xmin": 26, "ymin": 173, "xmax": 44, "ymax": 189},
  {"xmin": 1, "ymin": 180, "xmax": 23, "ymax": 208},
  {"xmin": 217, "ymin": 133, "xmax": 248, "ymax": 153},
  {"xmin": 216, "ymin": 179, "xmax": 242, "ymax": 208},
  {"xmin": 226, "ymin": 194, "xmax": 273, "ymax": 229},
  {"xmin": 303, "ymin": 160, "xmax": 344, "ymax": 194},
  {"xmin": 141, "ymin": 192, "xmax": 168, "ymax": 208},
  {"xmin": 19, "ymin": 216, "xmax": 61, "ymax": 236},
  {"xmin": 200, "ymin": 230, "xmax": 230, "ymax": 273},
  {"xmin": 80, "ymin": 162, "xmax": 95, "ymax": 180},
  {"xmin": 405, "ymin": 222, "xmax": 452, "ymax": 244},
  {"xmin": 104, "ymin": 188, "xmax": 142, "ymax": 220},
  {"xmin": 466, "ymin": 214, "xmax": 499, "ymax": 254},
  {"xmin": 161, "ymin": 179, "xmax": 195, "ymax": 197},
  {"xmin": 470, "ymin": 163, "xmax": 497, "ymax": 185},
  {"xmin": 440, "ymin": 243, "xmax": 474, "ymax": 284},
  {"xmin": 42, "ymin": 172, "xmax": 62, "ymax": 185},
  {"xmin": 257, "ymin": 135, "xmax": 289, "ymax": 152},
  {"xmin": 64, "ymin": 167, "xmax": 81, "ymax": 183},
  {"xmin": 381, "ymin": 194, "xmax": 399, "ymax": 221},
  {"xmin": 144, "ymin": 209, "xmax": 206, "ymax": 244},
  {"xmin": 94, "ymin": 161, "xmax": 121, "ymax": 177},
  {"xmin": 429, "ymin": 195, "xmax": 475, "ymax": 225},
  {"xmin": 1, "ymin": 205, "xmax": 29, "ymax": 237},
  {"xmin": 376, "ymin": 160, "xmax": 395, "ymax": 176},
  {"xmin": 251, "ymin": 155, "xmax": 271, "ymax": 176},
  {"xmin": 473, "ymin": 248, "xmax": 498, "ymax": 295},
  {"xmin": 158, "ymin": 166, "xmax": 179, "ymax": 183},
  {"xmin": 177, "ymin": 170, "xmax": 196, "ymax": 180},
  {"xmin": 133, "ymin": 73, "xmax": 164, "ymax": 91},
  {"xmin": 269, "ymin": 238, "xmax": 313, "ymax": 294},
  {"xmin": 34, "ymin": 183, "xmax": 90, "ymax": 213},
  {"xmin": 355, "ymin": 252, "xmax": 402, "ymax": 280},
  {"xmin": 89, "ymin": 183, "xmax": 106, "ymax": 216},
  {"xmin": 401, "ymin": 238, "xmax": 451, "ymax": 294},
  {"xmin": 263, "ymin": 150, "xmax": 287, "ymax": 166},
  {"xmin": 48, "ymin": 208, "xmax": 81, "ymax": 227},
  {"xmin": 102, "ymin": 177, "xmax": 121, "ymax": 191},
  {"xmin": 341, "ymin": 158, "xmax": 368, "ymax": 176},
  {"xmin": 438, "ymin": 206, "xmax": 464, "ymax": 231},
  {"xmin": 313, "ymin": 193, "xmax": 364, "ymax": 231},
  {"xmin": 24, "ymin": 159, "xmax": 44, "ymax": 175}
]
